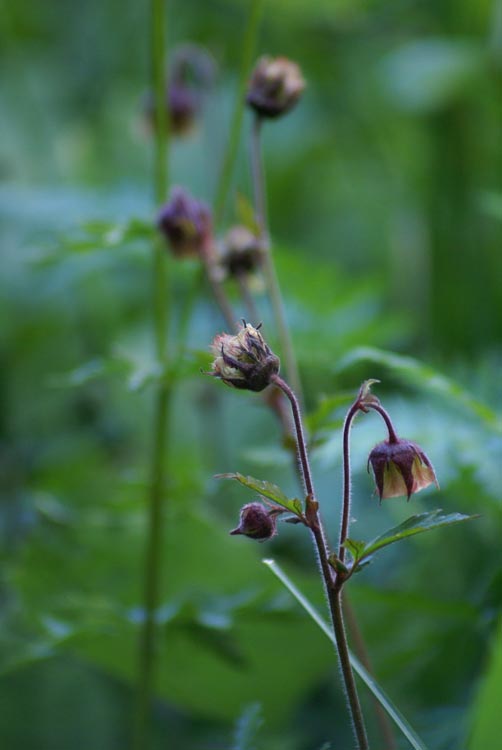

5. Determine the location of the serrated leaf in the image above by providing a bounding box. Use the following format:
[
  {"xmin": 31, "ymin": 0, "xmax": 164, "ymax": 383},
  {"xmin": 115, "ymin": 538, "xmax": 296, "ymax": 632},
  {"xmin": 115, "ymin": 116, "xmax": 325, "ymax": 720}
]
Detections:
[
  {"xmin": 216, "ymin": 473, "xmax": 303, "ymax": 517},
  {"xmin": 358, "ymin": 510, "xmax": 476, "ymax": 563}
]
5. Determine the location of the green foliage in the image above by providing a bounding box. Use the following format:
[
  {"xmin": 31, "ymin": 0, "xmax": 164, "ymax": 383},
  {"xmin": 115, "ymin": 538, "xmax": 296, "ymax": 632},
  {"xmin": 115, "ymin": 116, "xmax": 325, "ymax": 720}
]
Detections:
[
  {"xmin": 217, "ymin": 473, "xmax": 304, "ymax": 517},
  {"xmin": 345, "ymin": 510, "xmax": 477, "ymax": 567},
  {"xmin": 1, "ymin": 0, "xmax": 500, "ymax": 748}
]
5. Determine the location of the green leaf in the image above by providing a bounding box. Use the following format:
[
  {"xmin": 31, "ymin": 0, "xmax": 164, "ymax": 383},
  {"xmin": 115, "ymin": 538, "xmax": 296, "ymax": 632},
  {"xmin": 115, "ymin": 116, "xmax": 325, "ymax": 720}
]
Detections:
[
  {"xmin": 335, "ymin": 346, "xmax": 499, "ymax": 428},
  {"xmin": 232, "ymin": 703, "xmax": 264, "ymax": 750},
  {"xmin": 357, "ymin": 510, "xmax": 476, "ymax": 563},
  {"xmin": 263, "ymin": 559, "xmax": 429, "ymax": 750},
  {"xmin": 343, "ymin": 538, "xmax": 367, "ymax": 562},
  {"xmin": 216, "ymin": 473, "xmax": 303, "ymax": 517}
]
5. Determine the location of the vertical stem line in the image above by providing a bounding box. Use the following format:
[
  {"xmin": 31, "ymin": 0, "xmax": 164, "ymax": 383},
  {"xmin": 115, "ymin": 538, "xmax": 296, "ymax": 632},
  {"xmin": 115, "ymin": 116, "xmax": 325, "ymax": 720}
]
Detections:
[
  {"xmin": 331, "ymin": 589, "xmax": 370, "ymax": 750},
  {"xmin": 272, "ymin": 374, "xmax": 369, "ymax": 749},
  {"xmin": 213, "ymin": 0, "xmax": 264, "ymax": 226},
  {"xmin": 135, "ymin": 0, "xmax": 170, "ymax": 748},
  {"xmin": 339, "ymin": 402, "xmax": 360, "ymax": 564},
  {"xmin": 250, "ymin": 116, "xmax": 303, "ymax": 402}
]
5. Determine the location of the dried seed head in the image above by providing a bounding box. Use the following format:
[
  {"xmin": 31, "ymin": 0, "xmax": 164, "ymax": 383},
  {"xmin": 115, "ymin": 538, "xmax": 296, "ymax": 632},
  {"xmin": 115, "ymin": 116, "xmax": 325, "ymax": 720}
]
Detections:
[
  {"xmin": 157, "ymin": 187, "xmax": 212, "ymax": 258},
  {"xmin": 219, "ymin": 225, "xmax": 263, "ymax": 278},
  {"xmin": 210, "ymin": 323, "xmax": 280, "ymax": 392},
  {"xmin": 368, "ymin": 439, "xmax": 439, "ymax": 501},
  {"xmin": 230, "ymin": 502, "xmax": 278, "ymax": 541},
  {"xmin": 246, "ymin": 56, "xmax": 305, "ymax": 119}
]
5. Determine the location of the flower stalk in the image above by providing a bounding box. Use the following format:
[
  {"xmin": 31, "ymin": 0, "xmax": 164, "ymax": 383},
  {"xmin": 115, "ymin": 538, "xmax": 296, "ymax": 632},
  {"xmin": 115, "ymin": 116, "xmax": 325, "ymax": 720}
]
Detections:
[
  {"xmin": 134, "ymin": 1, "xmax": 170, "ymax": 747},
  {"xmin": 270, "ymin": 373, "xmax": 369, "ymax": 749}
]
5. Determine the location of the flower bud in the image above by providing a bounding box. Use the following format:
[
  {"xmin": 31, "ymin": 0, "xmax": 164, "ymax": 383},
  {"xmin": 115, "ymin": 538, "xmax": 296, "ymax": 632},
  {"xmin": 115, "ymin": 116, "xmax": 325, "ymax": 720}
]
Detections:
[
  {"xmin": 143, "ymin": 44, "xmax": 216, "ymax": 136},
  {"xmin": 368, "ymin": 439, "xmax": 439, "ymax": 501},
  {"xmin": 219, "ymin": 225, "xmax": 263, "ymax": 278},
  {"xmin": 157, "ymin": 187, "xmax": 212, "ymax": 258},
  {"xmin": 211, "ymin": 323, "xmax": 280, "ymax": 392},
  {"xmin": 246, "ymin": 56, "xmax": 305, "ymax": 119},
  {"xmin": 230, "ymin": 502, "xmax": 277, "ymax": 541}
]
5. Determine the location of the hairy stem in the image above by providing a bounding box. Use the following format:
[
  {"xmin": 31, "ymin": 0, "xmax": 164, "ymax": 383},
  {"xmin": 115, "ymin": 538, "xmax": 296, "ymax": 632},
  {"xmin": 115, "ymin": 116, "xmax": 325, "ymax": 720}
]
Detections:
[
  {"xmin": 134, "ymin": 1, "xmax": 170, "ymax": 747},
  {"xmin": 271, "ymin": 374, "xmax": 314, "ymax": 497},
  {"xmin": 331, "ymin": 588, "xmax": 370, "ymax": 750},
  {"xmin": 213, "ymin": 0, "xmax": 264, "ymax": 226},
  {"xmin": 272, "ymin": 374, "xmax": 369, "ymax": 748},
  {"xmin": 250, "ymin": 116, "xmax": 303, "ymax": 402},
  {"xmin": 367, "ymin": 402, "xmax": 399, "ymax": 443},
  {"xmin": 338, "ymin": 401, "xmax": 360, "ymax": 564}
]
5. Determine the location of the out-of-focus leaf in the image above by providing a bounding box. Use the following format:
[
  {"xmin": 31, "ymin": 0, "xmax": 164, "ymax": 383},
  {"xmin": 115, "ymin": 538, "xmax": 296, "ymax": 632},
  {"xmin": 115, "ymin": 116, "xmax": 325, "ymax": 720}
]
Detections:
[
  {"xmin": 232, "ymin": 703, "xmax": 264, "ymax": 750},
  {"xmin": 477, "ymin": 191, "xmax": 502, "ymax": 222},
  {"xmin": 380, "ymin": 38, "xmax": 485, "ymax": 113},
  {"xmin": 469, "ymin": 619, "xmax": 502, "ymax": 749},
  {"xmin": 349, "ymin": 510, "xmax": 476, "ymax": 564},
  {"xmin": 216, "ymin": 473, "xmax": 304, "ymax": 517},
  {"xmin": 335, "ymin": 346, "xmax": 499, "ymax": 427}
]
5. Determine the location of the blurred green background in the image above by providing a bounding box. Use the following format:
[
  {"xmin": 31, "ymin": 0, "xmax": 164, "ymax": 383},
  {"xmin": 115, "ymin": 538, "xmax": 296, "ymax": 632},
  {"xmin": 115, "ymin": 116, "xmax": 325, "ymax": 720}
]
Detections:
[{"xmin": 1, "ymin": 0, "xmax": 501, "ymax": 748}]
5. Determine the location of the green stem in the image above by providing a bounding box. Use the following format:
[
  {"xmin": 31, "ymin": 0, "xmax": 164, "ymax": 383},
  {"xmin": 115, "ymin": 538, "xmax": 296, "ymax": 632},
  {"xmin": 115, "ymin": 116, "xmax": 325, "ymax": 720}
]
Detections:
[
  {"xmin": 213, "ymin": 0, "xmax": 264, "ymax": 226},
  {"xmin": 250, "ymin": 115, "xmax": 303, "ymax": 403},
  {"xmin": 134, "ymin": 0, "xmax": 170, "ymax": 747}
]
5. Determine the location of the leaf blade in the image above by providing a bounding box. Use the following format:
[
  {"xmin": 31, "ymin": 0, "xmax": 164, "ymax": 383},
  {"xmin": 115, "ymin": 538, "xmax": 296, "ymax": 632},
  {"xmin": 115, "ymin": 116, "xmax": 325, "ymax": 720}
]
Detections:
[{"xmin": 216, "ymin": 473, "xmax": 303, "ymax": 517}]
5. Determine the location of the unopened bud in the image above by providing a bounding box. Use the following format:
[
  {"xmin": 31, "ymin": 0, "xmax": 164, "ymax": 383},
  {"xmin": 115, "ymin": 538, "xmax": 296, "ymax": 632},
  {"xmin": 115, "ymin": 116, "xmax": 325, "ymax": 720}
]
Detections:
[
  {"xmin": 230, "ymin": 502, "xmax": 277, "ymax": 541},
  {"xmin": 246, "ymin": 56, "xmax": 305, "ymax": 119},
  {"xmin": 210, "ymin": 322, "xmax": 280, "ymax": 392},
  {"xmin": 368, "ymin": 439, "xmax": 439, "ymax": 501},
  {"xmin": 157, "ymin": 187, "xmax": 212, "ymax": 258}
]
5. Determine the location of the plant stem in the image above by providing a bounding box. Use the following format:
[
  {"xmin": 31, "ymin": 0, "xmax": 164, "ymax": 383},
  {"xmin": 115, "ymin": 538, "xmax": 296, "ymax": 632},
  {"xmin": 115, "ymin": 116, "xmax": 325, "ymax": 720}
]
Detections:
[
  {"xmin": 271, "ymin": 374, "xmax": 314, "ymax": 497},
  {"xmin": 213, "ymin": 0, "xmax": 264, "ymax": 227},
  {"xmin": 367, "ymin": 402, "xmax": 399, "ymax": 443},
  {"xmin": 338, "ymin": 401, "xmax": 361, "ymax": 564},
  {"xmin": 135, "ymin": 0, "xmax": 170, "ymax": 747},
  {"xmin": 331, "ymin": 588, "xmax": 370, "ymax": 750},
  {"xmin": 271, "ymin": 374, "xmax": 369, "ymax": 749},
  {"xmin": 250, "ymin": 115, "xmax": 303, "ymax": 402}
]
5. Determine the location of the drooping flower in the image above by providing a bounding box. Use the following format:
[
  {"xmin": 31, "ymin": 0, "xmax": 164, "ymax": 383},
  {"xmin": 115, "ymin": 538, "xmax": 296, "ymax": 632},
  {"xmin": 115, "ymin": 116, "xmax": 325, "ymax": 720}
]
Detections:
[
  {"xmin": 210, "ymin": 323, "xmax": 280, "ymax": 392},
  {"xmin": 368, "ymin": 439, "xmax": 439, "ymax": 501},
  {"xmin": 246, "ymin": 56, "xmax": 305, "ymax": 119}
]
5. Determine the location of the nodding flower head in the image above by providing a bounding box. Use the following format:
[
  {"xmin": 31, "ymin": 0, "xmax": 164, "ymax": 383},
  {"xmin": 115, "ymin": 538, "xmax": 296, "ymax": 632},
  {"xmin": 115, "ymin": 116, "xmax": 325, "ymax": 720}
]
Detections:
[
  {"xmin": 210, "ymin": 322, "xmax": 280, "ymax": 392},
  {"xmin": 157, "ymin": 187, "xmax": 212, "ymax": 258},
  {"xmin": 219, "ymin": 225, "xmax": 263, "ymax": 279},
  {"xmin": 246, "ymin": 56, "xmax": 305, "ymax": 119},
  {"xmin": 368, "ymin": 439, "xmax": 439, "ymax": 501},
  {"xmin": 230, "ymin": 502, "xmax": 279, "ymax": 541}
]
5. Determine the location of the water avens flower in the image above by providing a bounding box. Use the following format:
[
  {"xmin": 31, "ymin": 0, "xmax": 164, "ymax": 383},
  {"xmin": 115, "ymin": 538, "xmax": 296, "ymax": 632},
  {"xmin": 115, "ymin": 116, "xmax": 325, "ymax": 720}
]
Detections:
[
  {"xmin": 246, "ymin": 56, "xmax": 305, "ymax": 119},
  {"xmin": 230, "ymin": 502, "xmax": 278, "ymax": 541},
  {"xmin": 368, "ymin": 438, "xmax": 439, "ymax": 501},
  {"xmin": 210, "ymin": 323, "xmax": 280, "ymax": 392},
  {"xmin": 157, "ymin": 187, "xmax": 212, "ymax": 258}
]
